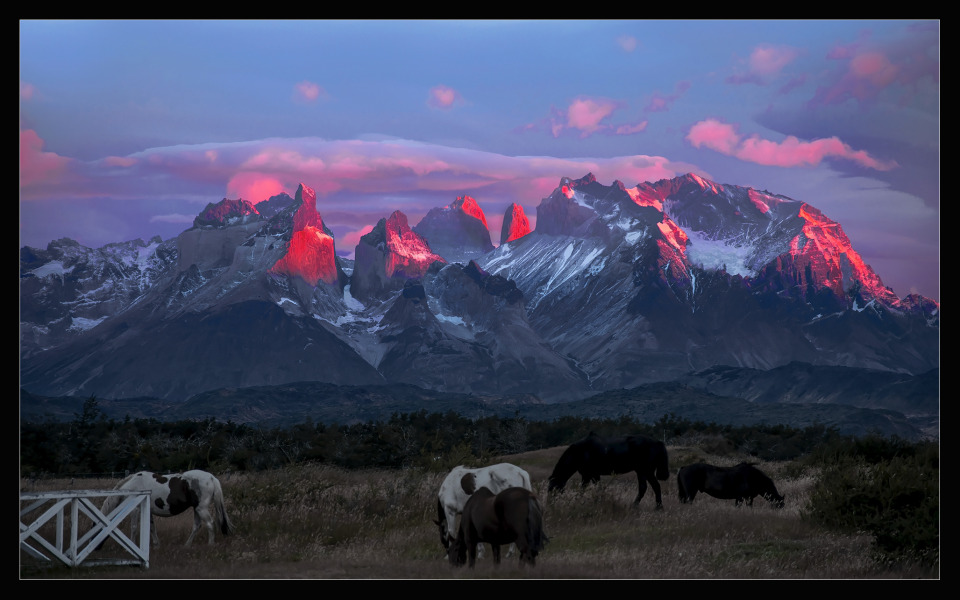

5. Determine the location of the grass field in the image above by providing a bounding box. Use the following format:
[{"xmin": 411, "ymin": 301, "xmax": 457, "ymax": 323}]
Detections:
[{"xmin": 19, "ymin": 444, "xmax": 938, "ymax": 579}]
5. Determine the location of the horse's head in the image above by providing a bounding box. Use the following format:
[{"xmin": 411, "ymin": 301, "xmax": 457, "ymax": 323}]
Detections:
[
  {"xmin": 547, "ymin": 477, "xmax": 565, "ymax": 494},
  {"xmin": 766, "ymin": 492, "xmax": 785, "ymax": 509},
  {"xmin": 446, "ymin": 536, "xmax": 466, "ymax": 566},
  {"xmin": 548, "ymin": 444, "xmax": 581, "ymax": 492}
]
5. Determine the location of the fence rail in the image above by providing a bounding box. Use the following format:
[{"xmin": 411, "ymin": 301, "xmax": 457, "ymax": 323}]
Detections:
[{"xmin": 20, "ymin": 489, "xmax": 151, "ymax": 569}]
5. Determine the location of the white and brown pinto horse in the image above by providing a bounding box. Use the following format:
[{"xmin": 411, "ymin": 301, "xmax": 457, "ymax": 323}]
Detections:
[
  {"xmin": 99, "ymin": 469, "xmax": 234, "ymax": 546},
  {"xmin": 447, "ymin": 486, "xmax": 548, "ymax": 568},
  {"xmin": 435, "ymin": 463, "xmax": 532, "ymax": 558}
]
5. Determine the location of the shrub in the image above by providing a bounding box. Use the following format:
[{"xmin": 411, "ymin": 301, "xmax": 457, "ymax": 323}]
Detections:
[{"xmin": 803, "ymin": 440, "xmax": 939, "ymax": 570}]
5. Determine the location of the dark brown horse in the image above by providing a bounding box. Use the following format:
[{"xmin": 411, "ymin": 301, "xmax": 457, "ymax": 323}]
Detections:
[
  {"xmin": 677, "ymin": 462, "xmax": 785, "ymax": 508},
  {"xmin": 447, "ymin": 485, "xmax": 548, "ymax": 568},
  {"xmin": 547, "ymin": 432, "xmax": 670, "ymax": 508}
]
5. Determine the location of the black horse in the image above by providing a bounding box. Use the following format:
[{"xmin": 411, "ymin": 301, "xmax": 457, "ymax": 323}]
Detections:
[
  {"xmin": 677, "ymin": 462, "xmax": 785, "ymax": 508},
  {"xmin": 547, "ymin": 432, "xmax": 670, "ymax": 508}
]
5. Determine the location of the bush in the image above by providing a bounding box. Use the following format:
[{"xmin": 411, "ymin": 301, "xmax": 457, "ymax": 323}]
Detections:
[{"xmin": 803, "ymin": 440, "xmax": 939, "ymax": 570}]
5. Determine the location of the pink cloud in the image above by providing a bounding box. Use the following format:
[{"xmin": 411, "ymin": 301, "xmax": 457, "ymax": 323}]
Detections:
[
  {"xmin": 294, "ymin": 81, "xmax": 326, "ymax": 103},
  {"xmin": 849, "ymin": 52, "xmax": 899, "ymax": 87},
  {"xmin": 644, "ymin": 81, "xmax": 690, "ymax": 113},
  {"xmin": 226, "ymin": 173, "xmax": 287, "ymax": 203},
  {"xmin": 20, "ymin": 129, "xmax": 72, "ymax": 188},
  {"xmin": 566, "ymin": 97, "xmax": 621, "ymax": 136},
  {"xmin": 726, "ymin": 46, "xmax": 799, "ymax": 86},
  {"xmin": 616, "ymin": 35, "xmax": 638, "ymax": 52},
  {"xmin": 749, "ymin": 45, "xmax": 799, "ymax": 77},
  {"xmin": 810, "ymin": 27, "xmax": 938, "ymax": 107},
  {"xmin": 338, "ymin": 224, "xmax": 375, "ymax": 251},
  {"xmin": 428, "ymin": 85, "xmax": 461, "ymax": 109},
  {"xmin": 20, "ymin": 81, "xmax": 35, "ymax": 101},
  {"xmin": 103, "ymin": 156, "xmax": 138, "ymax": 168},
  {"xmin": 686, "ymin": 118, "xmax": 897, "ymax": 171},
  {"xmin": 686, "ymin": 119, "xmax": 741, "ymax": 155},
  {"xmin": 615, "ymin": 121, "xmax": 648, "ymax": 135}
]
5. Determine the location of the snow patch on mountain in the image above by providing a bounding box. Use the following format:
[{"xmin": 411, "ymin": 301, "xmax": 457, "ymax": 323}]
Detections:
[
  {"xmin": 68, "ymin": 316, "xmax": 107, "ymax": 332},
  {"xmin": 685, "ymin": 230, "xmax": 756, "ymax": 278},
  {"xmin": 342, "ymin": 284, "xmax": 364, "ymax": 311},
  {"xmin": 29, "ymin": 261, "xmax": 72, "ymax": 278}
]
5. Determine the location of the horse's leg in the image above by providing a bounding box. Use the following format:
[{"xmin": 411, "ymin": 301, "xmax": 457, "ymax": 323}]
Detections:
[
  {"xmin": 467, "ymin": 541, "xmax": 478, "ymax": 568},
  {"xmin": 492, "ymin": 544, "xmax": 501, "ymax": 565},
  {"xmin": 201, "ymin": 506, "xmax": 216, "ymax": 544},
  {"xmin": 647, "ymin": 473, "xmax": 663, "ymax": 509},
  {"xmin": 506, "ymin": 542, "xmax": 517, "ymax": 558},
  {"xmin": 184, "ymin": 511, "xmax": 201, "ymax": 546},
  {"xmin": 632, "ymin": 474, "xmax": 649, "ymax": 506}
]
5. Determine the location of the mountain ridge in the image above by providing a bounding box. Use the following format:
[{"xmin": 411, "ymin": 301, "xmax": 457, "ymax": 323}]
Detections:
[{"xmin": 20, "ymin": 172, "xmax": 939, "ymax": 434}]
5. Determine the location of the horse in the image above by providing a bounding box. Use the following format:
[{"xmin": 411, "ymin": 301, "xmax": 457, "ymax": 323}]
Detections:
[
  {"xmin": 447, "ymin": 486, "xmax": 548, "ymax": 568},
  {"xmin": 434, "ymin": 463, "xmax": 532, "ymax": 557},
  {"xmin": 547, "ymin": 432, "xmax": 670, "ymax": 508},
  {"xmin": 99, "ymin": 469, "xmax": 234, "ymax": 546},
  {"xmin": 677, "ymin": 462, "xmax": 785, "ymax": 508}
]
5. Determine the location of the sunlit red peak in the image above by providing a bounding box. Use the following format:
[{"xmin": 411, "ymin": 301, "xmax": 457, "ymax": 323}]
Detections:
[
  {"xmin": 451, "ymin": 195, "xmax": 489, "ymax": 228},
  {"xmin": 501, "ymin": 203, "xmax": 531, "ymax": 244},
  {"xmin": 269, "ymin": 226, "xmax": 338, "ymax": 286},
  {"xmin": 383, "ymin": 210, "xmax": 446, "ymax": 278},
  {"xmin": 788, "ymin": 203, "xmax": 900, "ymax": 305},
  {"xmin": 292, "ymin": 183, "xmax": 324, "ymax": 232},
  {"xmin": 268, "ymin": 182, "xmax": 338, "ymax": 286}
]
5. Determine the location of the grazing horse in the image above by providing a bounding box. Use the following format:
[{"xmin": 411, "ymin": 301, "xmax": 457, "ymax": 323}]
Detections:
[
  {"xmin": 99, "ymin": 470, "xmax": 234, "ymax": 546},
  {"xmin": 547, "ymin": 432, "xmax": 670, "ymax": 508},
  {"xmin": 677, "ymin": 462, "xmax": 785, "ymax": 508},
  {"xmin": 435, "ymin": 463, "xmax": 532, "ymax": 557},
  {"xmin": 447, "ymin": 486, "xmax": 548, "ymax": 568}
]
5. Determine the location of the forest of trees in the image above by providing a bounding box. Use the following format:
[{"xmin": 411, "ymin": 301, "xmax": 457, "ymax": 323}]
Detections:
[{"xmin": 21, "ymin": 396, "xmax": 849, "ymax": 477}]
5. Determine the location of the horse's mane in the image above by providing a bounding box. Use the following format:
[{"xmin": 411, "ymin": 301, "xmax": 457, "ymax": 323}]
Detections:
[
  {"xmin": 113, "ymin": 471, "xmax": 142, "ymax": 490},
  {"xmin": 549, "ymin": 442, "xmax": 582, "ymax": 483}
]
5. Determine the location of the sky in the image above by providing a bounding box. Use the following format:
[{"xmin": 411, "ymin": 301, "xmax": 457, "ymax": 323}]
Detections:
[{"xmin": 19, "ymin": 20, "xmax": 940, "ymax": 302}]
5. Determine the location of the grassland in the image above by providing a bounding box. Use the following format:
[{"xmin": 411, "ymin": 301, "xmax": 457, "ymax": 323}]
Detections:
[{"xmin": 19, "ymin": 444, "xmax": 938, "ymax": 579}]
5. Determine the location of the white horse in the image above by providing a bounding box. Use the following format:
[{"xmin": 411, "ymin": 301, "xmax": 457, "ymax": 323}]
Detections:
[
  {"xmin": 99, "ymin": 469, "xmax": 234, "ymax": 546},
  {"xmin": 434, "ymin": 463, "xmax": 532, "ymax": 558}
]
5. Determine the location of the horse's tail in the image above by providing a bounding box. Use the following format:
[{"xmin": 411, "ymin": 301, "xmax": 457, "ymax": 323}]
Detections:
[
  {"xmin": 212, "ymin": 476, "xmax": 234, "ymax": 536},
  {"xmin": 655, "ymin": 442, "xmax": 670, "ymax": 481},
  {"xmin": 526, "ymin": 495, "xmax": 549, "ymax": 556}
]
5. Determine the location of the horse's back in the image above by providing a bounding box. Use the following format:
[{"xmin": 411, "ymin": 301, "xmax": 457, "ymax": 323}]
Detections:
[{"xmin": 479, "ymin": 463, "xmax": 532, "ymax": 493}]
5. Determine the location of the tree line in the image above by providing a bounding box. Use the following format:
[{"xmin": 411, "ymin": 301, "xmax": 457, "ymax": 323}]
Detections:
[{"xmin": 21, "ymin": 396, "xmax": 847, "ymax": 477}]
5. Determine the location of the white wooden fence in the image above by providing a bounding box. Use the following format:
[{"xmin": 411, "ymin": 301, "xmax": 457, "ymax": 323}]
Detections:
[{"xmin": 20, "ymin": 489, "xmax": 151, "ymax": 569}]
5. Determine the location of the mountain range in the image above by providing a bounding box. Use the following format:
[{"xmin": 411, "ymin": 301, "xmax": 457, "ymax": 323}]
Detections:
[{"xmin": 19, "ymin": 173, "xmax": 940, "ymax": 438}]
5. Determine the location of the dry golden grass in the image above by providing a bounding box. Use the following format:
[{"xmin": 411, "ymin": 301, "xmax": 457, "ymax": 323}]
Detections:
[{"xmin": 19, "ymin": 445, "xmax": 937, "ymax": 579}]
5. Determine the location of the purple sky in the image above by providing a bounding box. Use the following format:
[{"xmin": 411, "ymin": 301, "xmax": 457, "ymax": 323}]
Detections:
[{"xmin": 19, "ymin": 20, "xmax": 939, "ymax": 302}]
